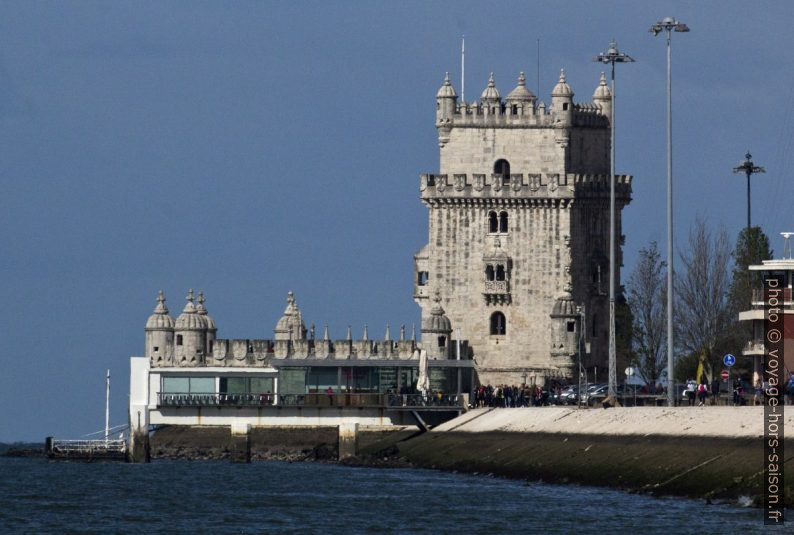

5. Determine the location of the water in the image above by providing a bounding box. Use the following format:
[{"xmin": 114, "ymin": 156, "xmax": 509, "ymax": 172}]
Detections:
[{"xmin": 0, "ymin": 458, "xmax": 780, "ymax": 533}]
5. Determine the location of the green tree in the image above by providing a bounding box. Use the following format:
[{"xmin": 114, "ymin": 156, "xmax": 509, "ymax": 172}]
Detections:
[{"xmin": 731, "ymin": 227, "xmax": 772, "ymax": 305}]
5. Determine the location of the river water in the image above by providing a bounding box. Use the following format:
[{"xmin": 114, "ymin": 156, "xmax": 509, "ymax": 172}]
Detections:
[{"xmin": 0, "ymin": 458, "xmax": 780, "ymax": 533}]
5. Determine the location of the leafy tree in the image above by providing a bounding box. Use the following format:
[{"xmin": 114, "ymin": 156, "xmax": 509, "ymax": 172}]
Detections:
[{"xmin": 727, "ymin": 227, "xmax": 772, "ymax": 350}]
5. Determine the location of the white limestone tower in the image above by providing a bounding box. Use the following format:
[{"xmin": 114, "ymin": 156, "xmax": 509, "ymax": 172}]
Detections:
[{"xmin": 415, "ymin": 69, "xmax": 631, "ymax": 386}]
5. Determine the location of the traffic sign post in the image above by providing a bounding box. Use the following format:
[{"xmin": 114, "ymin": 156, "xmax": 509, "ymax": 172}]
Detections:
[
  {"xmin": 723, "ymin": 354, "xmax": 735, "ymax": 391},
  {"xmin": 721, "ymin": 369, "xmax": 729, "ymax": 381}
]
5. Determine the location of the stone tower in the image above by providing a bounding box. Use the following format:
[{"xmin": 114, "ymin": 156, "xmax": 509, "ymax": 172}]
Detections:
[{"xmin": 414, "ymin": 70, "xmax": 632, "ymax": 386}]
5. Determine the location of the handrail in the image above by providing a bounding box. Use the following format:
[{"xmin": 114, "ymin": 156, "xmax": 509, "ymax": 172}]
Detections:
[
  {"xmin": 156, "ymin": 391, "xmax": 464, "ymax": 409},
  {"xmin": 50, "ymin": 439, "xmax": 126, "ymax": 453},
  {"xmin": 158, "ymin": 392, "xmax": 275, "ymax": 407}
]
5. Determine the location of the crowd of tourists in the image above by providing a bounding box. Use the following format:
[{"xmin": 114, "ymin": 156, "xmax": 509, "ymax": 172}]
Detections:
[{"xmin": 472, "ymin": 384, "xmax": 554, "ymax": 407}]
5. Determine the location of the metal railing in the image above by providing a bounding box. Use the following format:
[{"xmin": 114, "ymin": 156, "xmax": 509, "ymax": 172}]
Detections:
[
  {"xmin": 49, "ymin": 439, "xmax": 126, "ymax": 454},
  {"xmin": 157, "ymin": 392, "xmax": 464, "ymax": 409},
  {"xmin": 158, "ymin": 392, "xmax": 276, "ymax": 407},
  {"xmin": 750, "ymin": 287, "xmax": 793, "ymax": 308}
]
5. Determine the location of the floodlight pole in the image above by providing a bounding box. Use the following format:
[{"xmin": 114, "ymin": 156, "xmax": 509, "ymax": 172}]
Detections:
[
  {"xmin": 650, "ymin": 17, "xmax": 689, "ymax": 407},
  {"xmin": 594, "ymin": 40, "xmax": 633, "ymax": 400},
  {"xmin": 732, "ymin": 152, "xmax": 765, "ymax": 231}
]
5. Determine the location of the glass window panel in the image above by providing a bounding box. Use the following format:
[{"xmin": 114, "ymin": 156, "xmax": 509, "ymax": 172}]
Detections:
[
  {"xmin": 429, "ymin": 368, "xmax": 454, "ymax": 393},
  {"xmin": 221, "ymin": 377, "xmax": 247, "ymax": 394},
  {"xmin": 249, "ymin": 377, "xmax": 274, "ymax": 394},
  {"xmin": 307, "ymin": 367, "xmax": 338, "ymax": 393},
  {"xmin": 189, "ymin": 377, "xmax": 215, "ymax": 393},
  {"xmin": 162, "ymin": 377, "xmax": 189, "ymax": 393},
  {"xmin": 378, "ymin": 367, "xmax": 398, "ymax": 393},
  {"xmin": 399, "ymin": 367, "xmax": 418, "ymax": 393},
  {"xmin": 280, "ymin": 367, "xmax": 307, "ymax": 395}
]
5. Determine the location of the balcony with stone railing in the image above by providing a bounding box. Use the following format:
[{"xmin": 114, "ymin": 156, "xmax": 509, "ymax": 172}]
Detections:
[{"xmin": 483, "ymin": 280, "xmax": 510, "ymax": 305}]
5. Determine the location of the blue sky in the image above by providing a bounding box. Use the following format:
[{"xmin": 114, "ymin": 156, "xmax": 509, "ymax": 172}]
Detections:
[{"xmin": 1, "ymin": 1, "xmax": 792, "ymax": 441}]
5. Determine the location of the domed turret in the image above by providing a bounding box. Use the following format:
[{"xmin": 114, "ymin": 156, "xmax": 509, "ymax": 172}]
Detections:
[
  {"xmin": 480, "ymin": 73, "xmax": 501, "ymax": 115},
  {"xmin": 506, "ymin": 72, "xmax": 536, "ymax": 103},
  {"xmin": 145, "ymin": 290, "xmax": 174, "ymax": 365},
  {"xmin": 550, "ymin": 286, "xmax": 579, "ymax": 378},
  {"xmin": 551, "ymin": 69, "xmax": 574, "ymax": 138},
  {"xmin": 592, "ymin": 72, "xmax": 612, "ymax": 119},
  {"xmin": 174, "ymin": 289, "xmax": 206, "ymax": 367},
  {"xmin": 274, "ymin": 291, "xmax": 307, "ymax": 341},
  {"xmin": 196, "ymin": 291, "xmax": 217, "ymax": 354},
  {"xmin": 551, "ymin": 69, "xmax": 573, "ymax": 98},
  {"xmin": 421, "ymin": 292, "xmax": 453, "ymax": 359},
  {"xmin": 436, "ymin": 72, "xmax": 458, "ymax": 125}
]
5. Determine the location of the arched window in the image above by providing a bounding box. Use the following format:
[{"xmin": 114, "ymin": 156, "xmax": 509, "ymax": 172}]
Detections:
[
  {"xmin": 490, "ymin": 312, "xmax": 506, "ymax": 335},
  {"xmin": 494, "ymin": 159, "xmax": 510, "ymax": 185},
  {"xmin": 499, "ymin": 211, "xmax": 508, "ymax": 233},
  {"xmin": 488, "ymin": 211, "xmax": 498, "ymax": 233},
  {"xmin": 495, "ymin": 265, "xmax": 505, "ymax": 281},
  {"xmin": 485, "ymin": 264, "xmax": 495, "ymax": 281}
]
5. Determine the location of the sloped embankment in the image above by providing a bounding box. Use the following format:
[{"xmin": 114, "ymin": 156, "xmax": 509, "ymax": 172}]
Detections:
[{"xmin": 391, "ymin": 407, "xmax": 794, "ymax": 506}]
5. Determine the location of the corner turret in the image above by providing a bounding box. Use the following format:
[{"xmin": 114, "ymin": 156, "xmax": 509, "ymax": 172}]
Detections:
[
  {"xmin": 551, "ymin": 69, "xmax": 573, "ymax": 122},
  {"xmin": 480, "ymin": 73, "xmax": 501, "ymax": 115},
  {"xmin": 145, "ymin": 290, "xmax": 174, "ymax": 365},
  {"xmin": 505, "ymin": 72, "xmax": 536, "ymax": 115},
  {"xmin": 592, "ymin": 72, "xmax": 612, "ymax": 120},
  {"xmin": 174, "ymin": 289, "xmax": 206, "ymax": 367},
  {"xmin": 421, "ymin": 292, "xmax": 453, "ymax": 359},
  {"xmin": 274, "ymin": 291, "xmax": 306, "ymax": 341},
  {"xmin": 436, "ymin": 72, "xmax": 457, "ymax": 122},
  {"xmin": 196, "ymin": 291, "xmax": 217, "ymax": 354}
]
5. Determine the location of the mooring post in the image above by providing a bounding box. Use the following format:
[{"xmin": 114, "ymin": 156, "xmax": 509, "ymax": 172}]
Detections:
[
  {"xmin": 230, "ymin": 422, "xmax": 251, "ymax": 463},
  {"xmin": 338, "ymin": 422, "xmax": 358, "ymax": 460}
]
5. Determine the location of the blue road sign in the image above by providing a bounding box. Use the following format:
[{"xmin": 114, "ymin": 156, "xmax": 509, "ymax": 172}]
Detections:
[{"xmin": 723, "ymin": 353, "xmax": 736, "ymax": 367}]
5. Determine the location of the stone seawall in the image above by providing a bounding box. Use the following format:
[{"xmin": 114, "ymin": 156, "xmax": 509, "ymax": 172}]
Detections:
[
  {"xmin": 383, "ymin": 407, "xmax": 794, "ymax": 506},
  {"xmin": 150, "ymin": 424, "xmax": 413, "ymax": 462}
]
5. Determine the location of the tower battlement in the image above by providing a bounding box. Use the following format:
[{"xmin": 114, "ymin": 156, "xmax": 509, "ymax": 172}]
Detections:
[{"xmin": 419, "ymin": 173, "xmax": 631, "ymax": 203}]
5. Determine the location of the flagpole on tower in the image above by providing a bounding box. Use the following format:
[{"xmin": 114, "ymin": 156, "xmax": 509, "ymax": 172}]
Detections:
[{"xmin": 461, "ymin": 36, "xmax": 465, "ymax": 103}]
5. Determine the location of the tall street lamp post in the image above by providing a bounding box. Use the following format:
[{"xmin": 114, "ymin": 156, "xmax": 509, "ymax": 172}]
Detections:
[
  {"xmin": 594, "ymin": 40, "xmax": 634, "ymax": 400},
  {"xmin": 650, "ymin": 17, "xmax": 689, "ymax": 407},
  {"xmin": 732, "ymin": 152, "xmax": 765, "ymax": 231}
]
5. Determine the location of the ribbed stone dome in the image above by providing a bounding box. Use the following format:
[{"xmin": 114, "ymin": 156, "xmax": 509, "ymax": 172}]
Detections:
[
  {"xmin": 422, "ymin": 293, "xmax": 452, "ymax": 333},
  {"xmin": 436, "ymin": 72, "xmax": 457, "ymax": 98},
  {"xmin": 551, "ymin": 292, "xmax": 578, "ymax": 317},
  {"xmin": 551, "ymin": 69, "xmax": 573, "ymax": 97},
  {"xmin": 480, "ymin": 73, "xmax": 500, "ymax": 101},
  {"xmin": 196, "ymin": 292, "xmax": 216, "ymax": 332},
  {"xmin": 274, "ymin": 291, "xmax": 306, "ymax": 340},
  {"xmin": 506, "ymin": 72, "xmax": 536, "ymax": 102},
  {"xmin": 593, "ymin": 72, "xmax": 611, "ymax": 100},
  {"xmin": 145, "ymin": 290, "xmax": 174, "ymax": 330},
  {"xmin": 175, "ymin": 289, "xmax": 206, "ymax": 331}
]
